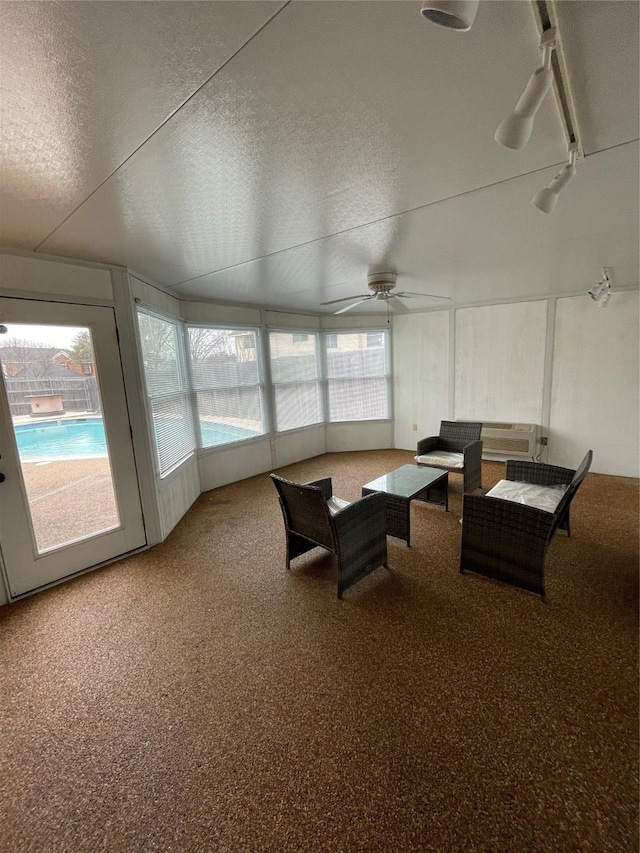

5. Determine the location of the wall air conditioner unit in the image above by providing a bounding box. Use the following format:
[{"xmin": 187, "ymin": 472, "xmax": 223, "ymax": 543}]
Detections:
[{"xmin": 479, "ymin": 422, "xmax": 539, "ymax": 460}]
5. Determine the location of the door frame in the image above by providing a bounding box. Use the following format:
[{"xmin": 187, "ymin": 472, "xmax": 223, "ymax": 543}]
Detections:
[{"xmin": 0, "ymin": 267, "xmax": 162, "ymax": 602}]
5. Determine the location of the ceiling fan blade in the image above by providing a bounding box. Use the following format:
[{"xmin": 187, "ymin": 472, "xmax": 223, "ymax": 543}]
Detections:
[
  {"xmin": 334, "ymin": 297, "xmax": 373, "ymax": 315},
  {"xmin": 321, "ymin": 293, "xmax": 370, "ymax": 305},
  {"xmin": 387, "ymin": 295, "xmax": 411, "ymax": 314},
  {"xmin": 395, "ymin": 291, "xmax": 453, "ymax": 301}
]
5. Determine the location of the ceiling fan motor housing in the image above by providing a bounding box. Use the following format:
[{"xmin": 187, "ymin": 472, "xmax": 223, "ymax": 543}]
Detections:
[{"xmin": 367, "ymin": 272, "xmax": 397, "ymax": 296}]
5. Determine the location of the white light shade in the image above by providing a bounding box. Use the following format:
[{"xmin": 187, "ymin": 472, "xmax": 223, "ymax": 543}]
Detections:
[
  {"xmin": 494, "ymin": 66, "xmax": 554, "ymax": 149},
  {"xmin": 530, "ymin": 187, "xmax": 558, "ymax": 214},
  {"xmin": 420, "ymin": 0, "xmax": 479, "ymax": 31},
  {"xmin": 531, "ymin": 162, "xmax": 577, "ymax": 214}
]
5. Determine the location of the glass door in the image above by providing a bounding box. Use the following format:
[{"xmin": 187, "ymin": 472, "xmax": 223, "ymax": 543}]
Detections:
[{"xmin": 0, "ymin": 298, "xmax": 146, "ymax": 598}]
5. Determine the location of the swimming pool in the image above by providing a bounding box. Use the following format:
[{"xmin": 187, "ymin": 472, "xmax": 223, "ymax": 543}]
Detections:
[
  {"xmin": 15, "ymin": 418, "xmax": 108, "ymax": 459},
  {"xmin": 14, "ymin": 417, "xmax": 260, "ymax": 460}
]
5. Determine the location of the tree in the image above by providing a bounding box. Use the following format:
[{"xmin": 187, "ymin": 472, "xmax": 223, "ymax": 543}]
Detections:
[
  {"xmin": 187, "ymin": 327, "xmax": 232, "ymax": 362},
  {"xmin": 68, "ymin": 331, "xmax": 94, "ymax": 364},
  {"xmin": 0, "ymin": 337, "xmax": 58, "ymax": 378}
]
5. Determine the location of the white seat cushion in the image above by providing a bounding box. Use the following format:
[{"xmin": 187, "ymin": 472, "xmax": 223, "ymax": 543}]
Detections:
[
  {"xmin": 485, "ymin": 479, "xmax": 567, "ymax": 513},
  {"xmin": 327, "ymin": 496, "xmax": 350, "ymax": 516},
  {"xmin": 414, "ymin": 451, "xmax": 464, "ymax": 470}
]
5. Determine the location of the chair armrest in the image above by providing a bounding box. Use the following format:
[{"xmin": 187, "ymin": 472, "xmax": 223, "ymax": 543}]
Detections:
[
  {"xmin": 306, "ymin": 478, "xmax": 333, "ymax": 501},
  {"xmin": 332, "ymin": 492, "xmax": 387, "ymax": 541},
  {"xmin": 462, "ymin": 439, "xmax": 483, "ymax": 464},
  {"xmin": 461, "ymin": 495, "xmax": 555, "ymax": 597},
  {"xmin": 461, "ymin": 439, "xmax": 483, "ymax": 492},
  {"xmin": 505, "ymin": 460, "xmax": 574, "ymax": 488},
  {"xmin": 462, "ymin": 494, "xmax": 556, "ymax": 545},
  {"xmin": 417, "ymin": 436, "xmax": 439, "ymax": 456}
]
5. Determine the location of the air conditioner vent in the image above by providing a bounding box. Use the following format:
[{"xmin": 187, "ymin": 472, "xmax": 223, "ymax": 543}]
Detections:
[
  {"xmin": 483, "ymin": 437, "xmax": 531, "ymax": 454},
  {"xmin": 458, "ymin": 421, "xmax": 539, "ymax": 459}
]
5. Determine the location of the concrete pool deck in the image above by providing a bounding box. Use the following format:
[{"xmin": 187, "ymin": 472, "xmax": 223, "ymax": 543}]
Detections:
[{"xmin": 22, "ymin": 458, "xmax": 119, "ymax": 552}]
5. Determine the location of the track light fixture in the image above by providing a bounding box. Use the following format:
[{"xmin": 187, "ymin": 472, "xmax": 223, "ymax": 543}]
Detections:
[
  {"xmin": 589, "ymin": 268, "xmax": 612, "ymax": 308},
  {"xmin": 530, "ymin": 144, "xmax": 578, "ymax": 213},
  {"xmin": 495, "ymin": 28, "xmax": 556, "ymax": 150},
  {"xmin": 420, "ymin": 0, "xmax": 479, "ymax": 31}
]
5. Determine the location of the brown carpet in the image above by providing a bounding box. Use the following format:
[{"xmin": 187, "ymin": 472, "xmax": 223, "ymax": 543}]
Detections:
[{"xmin": 1, "ymin": 450, "xmax": 638, "ymax": 853}]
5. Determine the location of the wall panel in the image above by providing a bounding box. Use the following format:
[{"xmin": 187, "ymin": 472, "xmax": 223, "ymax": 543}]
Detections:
[
  {"xmin": 326, "ymin": 421, "xmax": 393, "ymax": 452},
  {"xmin": 549, "ymin": 292, "xmax": 639, "ymax": 476},
  {"xmin": 198, "ymin": 439, "xmax": 273, "ymax": 492},
  {"xmin": 157, "ymin": 456, "xmax": 201, "ymax": 540},
  {"xmin": 273, "ymin": 426, "xmax": 326, "ymax": 469},
  {"xmin": 455, "ymin": 301, "xmax": 547, "ymax": 425},
  {"xmin": 393, "ymin": 311, "xmax": 449, "ymax": 450},
  {"xmin": 0, "ymin": 252, "xmax": 113, "ymax": 301}
]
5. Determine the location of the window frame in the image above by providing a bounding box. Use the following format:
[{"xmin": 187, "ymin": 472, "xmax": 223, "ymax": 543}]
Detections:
[
  {"xmin": 186, "ymin": 323, "xmax": 269, "ymax": 452},
  {"xmin": 268, "ymin": 327, "xmax": 324, "ymax": 434},
  {"xmin": 322, "ymin": 327, "xmax": 392, "ymax": 424},
  {"xmin": 135, "ymin": 305, "xmax": 196, "ymax": 478}
]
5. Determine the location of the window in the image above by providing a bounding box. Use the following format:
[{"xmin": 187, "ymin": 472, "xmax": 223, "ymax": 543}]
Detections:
[
  {"xmin": 326, "ymin": 334, "xmax": 337, "ymax": 349},
  {"xmin": 324, "ymin": 330, "xmax": 390, "ymax": 422},
  {"xmin": 187, "ymin": 326, "xmax": 266, "ymax": 448},
  {"xmin": 269, "ymin": 331, "xmax": 322, "ymax": 431},
  {"xmin": 137, "ymin": 308, "xmax": 196, "ymax": 475},
  {"xmin": 366, "ymin": 332, "xmax": 383, "ymax": 348}
]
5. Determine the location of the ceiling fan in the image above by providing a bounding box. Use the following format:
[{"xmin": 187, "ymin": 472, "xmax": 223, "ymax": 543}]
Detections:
[{"xmin": 321, "ymin": 272, "xmax": 452, "ymax": 315}]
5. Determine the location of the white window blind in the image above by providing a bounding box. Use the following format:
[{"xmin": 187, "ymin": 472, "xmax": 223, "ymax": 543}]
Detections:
[
  {"xmin": 325, "ymin": 330, "xmax": 390, "ymax": 421},
  {"xmin": 187, "ymin": 326, "xmax": 266, "ymax": 448},
  {"xmin": 269, "ymin": 331, "xmax": 322, "ymax": 431},
  {"xmin": 137, "ymin": 307, "xmax": 196, "ymax": 475}
]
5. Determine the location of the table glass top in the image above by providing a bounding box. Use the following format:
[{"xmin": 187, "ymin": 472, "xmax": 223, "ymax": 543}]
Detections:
[{"xmin": 363, "ymin": 464, "xmax": 446, "ymax": 499}]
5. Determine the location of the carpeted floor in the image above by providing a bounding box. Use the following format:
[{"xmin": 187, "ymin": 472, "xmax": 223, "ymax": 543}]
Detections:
[{"xmin": 1, "ymin": 450, "xmax": 638, "ymax": 852}]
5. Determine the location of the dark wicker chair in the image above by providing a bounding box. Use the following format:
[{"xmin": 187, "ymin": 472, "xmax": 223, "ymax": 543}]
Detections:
[
  {"xmin": 270, "ymin": 473, "xmax": 388, "ymax": 599},
  {"xmin": 460, "ymin": 450, "xmax": 593, "ymax": 597},
  {"xmin": 415, "ymin": 420, "xmax": 483, "ymax": 494}
]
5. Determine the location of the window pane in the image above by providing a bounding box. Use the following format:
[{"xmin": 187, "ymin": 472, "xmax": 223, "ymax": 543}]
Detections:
[
  {"xmin": 150, "ymin": 396, "xmax": 197, "ymax": 472},
  {"xmin": 137, "ymin": 309, "xmax": 196, "ymax": 476},
  {"xmin": 270, "ymin": 331, "xmax": 322, "ymax": 431},
  {"xmin": 188, "ymin": 326, "xmax": 266, "ymax": 448},
  {"xmin": 196, "ymin": 389, "xmax": 265, "ymax": 447},
  {"xmin": 328, "ymin": 378, "xmax": 388, "ymax": 421},
  {"xmin": 188, "ymin": 328, "xmax": 260, "ymax": 390},
  {"xmin": 325, "ymin": 331, "xmax": 389, "ymax": 421},
  {"xmin": 137, "ymin": 312, "xmax": 187, "ymax": 396},
  {"xmin": 275, "ymin": 382, "xmax": 322, "ymax": 431}
]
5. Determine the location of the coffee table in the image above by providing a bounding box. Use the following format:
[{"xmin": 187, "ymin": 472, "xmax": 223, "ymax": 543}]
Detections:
[{"xmin": 362, "ymin": 464, "xmax": 448, "ymax": 546}]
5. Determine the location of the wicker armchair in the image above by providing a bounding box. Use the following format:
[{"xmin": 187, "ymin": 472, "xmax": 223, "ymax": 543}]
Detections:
[
  {"xmin": 415, "ymin": 421, "xmax": 483, "ymax": 494},
  {"xmin": 270, "ymin": 474, "xmax": 388, "ymax": 599},
  {"xmin": 460, "ymin": 450, "xmax": 593, "ymax": 597}
]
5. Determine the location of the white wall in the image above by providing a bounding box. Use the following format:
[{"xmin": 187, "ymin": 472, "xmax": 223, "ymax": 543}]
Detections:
[
  {"xmin": 393, "ymin": 311, "xmax": 450, "ymax": 449},
  {"xmin": 550, "ymin": 291, "xmax": 639, "ymax": 476},
  {"xmin": 0, "ymin": 251, "xmax": 113, "ymax": 302},
  {"xmin": 393, "ymin": 293, "xmax": 640, "ymax": 477},
  {"xmin": 326, "ymin": 421, "xmax": 393, "ymax": 452},
  {"xmin": 455, "ymin": 301, "xmax": 547, "ymax": 424}
]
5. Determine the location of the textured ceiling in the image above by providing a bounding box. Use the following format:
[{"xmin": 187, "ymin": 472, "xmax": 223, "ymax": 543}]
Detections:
[{"xmin": 1, "ymin": 1, "xmax": 638, "ymax": 313}]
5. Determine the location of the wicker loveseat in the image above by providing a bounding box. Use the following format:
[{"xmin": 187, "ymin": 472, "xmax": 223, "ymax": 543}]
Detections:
[
  {"xmin": 270, "ymin": 473, "xmax": 388, "ymax": 599},
  {"xmin": 460, "ymin": 450, "xmax": 593, "ymax": 597},
  {"xmin": 415, "ymin": 420, "xmax": 483, "ymax": 494}
]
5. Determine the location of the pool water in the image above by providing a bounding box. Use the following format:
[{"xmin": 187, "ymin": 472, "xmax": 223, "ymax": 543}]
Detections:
[
  {"xmin": 14, "ymin": 417, "xmax": 259, "ymax": 460},
  {"xmin": 15, "ymin": 418, "xmax": 107, "ymax": 459}
]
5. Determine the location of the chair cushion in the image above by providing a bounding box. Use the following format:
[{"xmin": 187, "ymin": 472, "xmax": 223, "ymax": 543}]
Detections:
[
  {"xmin": 486, "ymin": 479, "xmax": 567, "ymax": 514},
  {"xmin": 414, "ymin": 451, "xmax": 464, "ymax": 470},
  {"xmin": 327, "ymin": 496, "xmax": 350, "ymax": 516}
]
